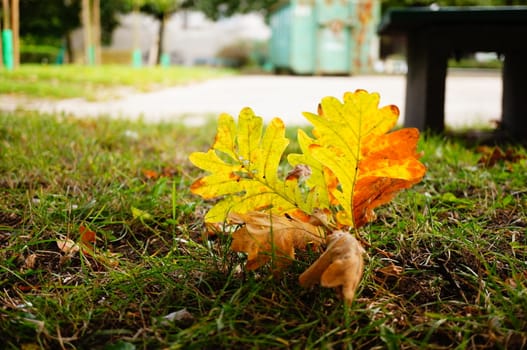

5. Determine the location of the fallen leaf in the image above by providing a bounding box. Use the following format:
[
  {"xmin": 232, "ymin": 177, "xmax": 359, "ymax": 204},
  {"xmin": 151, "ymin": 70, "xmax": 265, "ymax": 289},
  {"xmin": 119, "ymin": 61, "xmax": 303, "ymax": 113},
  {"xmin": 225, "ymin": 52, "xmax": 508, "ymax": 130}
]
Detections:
[
  {"xmin": 56, "ymin": 237, "xmax": 80, "ymax": 255},
  {"xmin": 56, "ymin": 228, "xmax": 119, "ymax": 268},
  {"xmin": 16, "ymin": 284, "xmax": 40, "ymax": 292},
  {"xmin": 23, "ymin": 254, "xmax": 38, "ymax": 270},
  {"xmin": 79, "ymin": 225, "xmax": 96, "ymax": 245},
  {"xmin": 377, "ymin": 264, "xmax": 404, "ymax": 277},
  {"xmin": 299, "ymin": 231, "xmax": 365, "ymax": 305},
  {"xmin": 142, "ymin": 168, "xmax": 159, "ymax": 180},
  {"xmin": 229, "ymin": 212, "xmax": 325, "ymax": 272},
  {"xmin": 374, "ymin": 264, "xmax": 404, "ymax": 286},
  {"xmin": 477, "ymin": 146, "xmax": 526, "ymax": 167},
  {"xmin": 162, "ymin": 166, "xmax": 178, "ymax": 177}
]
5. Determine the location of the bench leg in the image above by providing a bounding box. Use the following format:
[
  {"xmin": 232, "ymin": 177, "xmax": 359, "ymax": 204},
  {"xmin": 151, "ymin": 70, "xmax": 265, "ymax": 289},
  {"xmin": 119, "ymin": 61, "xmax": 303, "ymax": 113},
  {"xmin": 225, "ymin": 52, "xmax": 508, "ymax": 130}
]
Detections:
[
  {"xmin": 404, "ymin": 33, "xmax": 448, "ymax": 132},
  {"xmin": 502, "ymin": 52, "xmax": 527, "ymax": 140}
]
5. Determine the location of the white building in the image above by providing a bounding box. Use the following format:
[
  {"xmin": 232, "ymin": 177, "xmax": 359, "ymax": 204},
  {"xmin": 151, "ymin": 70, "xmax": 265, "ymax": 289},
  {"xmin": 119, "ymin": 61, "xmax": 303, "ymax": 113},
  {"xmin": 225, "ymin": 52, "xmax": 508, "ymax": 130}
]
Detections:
[{"xmin": 107, "ymin": 10, "xmax": 271, "ymax": 65}]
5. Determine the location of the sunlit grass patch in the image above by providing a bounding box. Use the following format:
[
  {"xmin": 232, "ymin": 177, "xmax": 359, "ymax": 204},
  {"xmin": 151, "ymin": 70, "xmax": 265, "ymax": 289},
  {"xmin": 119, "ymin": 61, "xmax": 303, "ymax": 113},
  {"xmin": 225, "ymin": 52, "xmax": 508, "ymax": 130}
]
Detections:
[{"xmin": 0, "ymin": 64, "xmax": 235, "ymax": 100}]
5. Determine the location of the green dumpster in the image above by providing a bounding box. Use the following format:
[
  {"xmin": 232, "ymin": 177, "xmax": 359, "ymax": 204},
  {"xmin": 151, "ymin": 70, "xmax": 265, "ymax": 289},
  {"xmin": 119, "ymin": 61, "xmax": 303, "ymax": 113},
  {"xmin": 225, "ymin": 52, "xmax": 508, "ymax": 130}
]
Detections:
[{"xmin": 270, "ymin": 0, "xmax": 380, "ymax": 75}]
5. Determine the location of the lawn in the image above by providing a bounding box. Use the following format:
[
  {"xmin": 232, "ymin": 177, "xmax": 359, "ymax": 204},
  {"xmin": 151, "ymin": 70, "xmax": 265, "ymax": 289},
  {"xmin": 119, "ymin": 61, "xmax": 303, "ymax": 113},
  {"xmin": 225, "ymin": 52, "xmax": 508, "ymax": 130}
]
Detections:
[
  {"xmin": 0, "ymin": 110, "xmax": 525, "ymax": 349},
  {"xmin": 0, "ymin": 64, "xmax": 234, "ymax": 101}
]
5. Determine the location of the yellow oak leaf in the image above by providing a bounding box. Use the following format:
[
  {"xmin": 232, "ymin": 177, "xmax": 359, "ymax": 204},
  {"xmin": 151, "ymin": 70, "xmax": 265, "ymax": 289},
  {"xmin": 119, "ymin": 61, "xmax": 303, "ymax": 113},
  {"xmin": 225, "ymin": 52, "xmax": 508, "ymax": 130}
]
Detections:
[
  {"xmin": 229, "ymin": 212, "xmax": 325, "ymax": 272},
  {"xmin": 300, "ymin": 89, "xmax": 426, "ymax": 227},
  {"xmin": 189, "ymin": 108, "xmax": 311, "ymax": 223}
]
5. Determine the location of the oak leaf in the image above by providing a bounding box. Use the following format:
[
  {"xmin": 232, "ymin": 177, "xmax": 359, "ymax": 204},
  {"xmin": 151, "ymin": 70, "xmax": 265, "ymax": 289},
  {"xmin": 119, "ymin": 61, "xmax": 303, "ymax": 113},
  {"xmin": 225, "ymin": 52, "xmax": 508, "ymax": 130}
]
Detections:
[
  {"xmin": 299, "ymin": 90, "xmax": 426, "ymax": 227},
  {"xmin": 299, "ymin": 231, "xmax": 365, "ymax": 305},
  {"xmin": 189, "ymin": 108, "xmax": 312, "ymax": 223},
  {"xmin": 229, "ymin": 212, "xmax": 325, "ymax": 272},
  {"xmin": 189, "ymin": 89, "xmax": 426, "ymax": 305}
]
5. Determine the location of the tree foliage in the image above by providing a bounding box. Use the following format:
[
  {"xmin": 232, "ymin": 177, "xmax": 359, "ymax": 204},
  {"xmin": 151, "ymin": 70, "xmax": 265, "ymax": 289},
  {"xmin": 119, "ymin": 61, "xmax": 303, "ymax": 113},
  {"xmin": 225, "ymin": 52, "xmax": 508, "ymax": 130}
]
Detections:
[
  {"xmin": 19, "ymin": 0, "xmax": 128, "ymax": 46},
  {"xmin": 19, "ymin": 0, "xmax": 81, "ymax": 46},
  {"xmin": 17, "ymin": 0, "xmax": 522, "ymax": 50}
]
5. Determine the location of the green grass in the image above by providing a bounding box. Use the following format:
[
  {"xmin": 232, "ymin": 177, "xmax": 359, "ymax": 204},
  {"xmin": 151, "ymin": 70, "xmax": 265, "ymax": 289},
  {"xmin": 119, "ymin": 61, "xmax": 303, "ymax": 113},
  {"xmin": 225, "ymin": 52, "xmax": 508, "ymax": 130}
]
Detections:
[
  {"xmin": 0, "ymin": 64, "xmax": 235, "ymax": 101},
  {"xmin": 1, "ymin": 111, "xmax": 526, "ymax": 349}
]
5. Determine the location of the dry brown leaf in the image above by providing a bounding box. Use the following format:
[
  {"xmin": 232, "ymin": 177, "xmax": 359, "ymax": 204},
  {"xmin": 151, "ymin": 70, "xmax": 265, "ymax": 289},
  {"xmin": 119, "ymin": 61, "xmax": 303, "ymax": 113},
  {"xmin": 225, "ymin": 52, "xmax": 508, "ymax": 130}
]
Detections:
[
  {"xmin": 299, "ymin": 231, "xmax": 365, "ymax": 305},
  {"xmin": 477, "ymin": 146, "xmax": 526, "ymax": 168},
  {"xmin": 56, "ymin": 228, "xmax": 119, "ymax": 268},
  {"xmin": 23, "ymin": 254, "xmax": 38, "ymax": 270},
  {"xmin": 376, "ymin": 264, "xmax": 403, "ymax": 277},
  {"xmin": 56, "ymin": 237, "xmax": 80, "ymax": 255},
  {"xmin": 229, "ymin": 212, "xmax": 325, "ymax": 272}
]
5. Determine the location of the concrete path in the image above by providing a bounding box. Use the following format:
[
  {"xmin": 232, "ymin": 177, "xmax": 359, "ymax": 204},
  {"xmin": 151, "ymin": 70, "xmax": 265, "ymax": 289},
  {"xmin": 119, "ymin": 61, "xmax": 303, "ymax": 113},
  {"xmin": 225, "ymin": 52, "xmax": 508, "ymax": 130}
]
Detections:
[{"xmin": 1, "ymin": 71, "xmax": 501, "ymax": 128}]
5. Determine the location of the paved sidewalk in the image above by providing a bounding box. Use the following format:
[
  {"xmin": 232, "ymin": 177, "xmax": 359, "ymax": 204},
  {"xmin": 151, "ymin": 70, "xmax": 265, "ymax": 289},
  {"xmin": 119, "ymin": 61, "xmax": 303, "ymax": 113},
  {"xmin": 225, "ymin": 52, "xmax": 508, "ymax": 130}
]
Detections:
[{"xmin": 1, "ymin": 71, "xmax": 501, "ymax": 128}]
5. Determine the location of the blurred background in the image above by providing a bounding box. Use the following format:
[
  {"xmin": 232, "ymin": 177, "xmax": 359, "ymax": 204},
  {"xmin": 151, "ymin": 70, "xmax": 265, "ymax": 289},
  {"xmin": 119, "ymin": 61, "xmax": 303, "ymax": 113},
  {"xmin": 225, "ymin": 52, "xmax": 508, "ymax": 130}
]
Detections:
[{"xmin": 1, "ymin": 0, "xmax": 523, "ymax": 74}]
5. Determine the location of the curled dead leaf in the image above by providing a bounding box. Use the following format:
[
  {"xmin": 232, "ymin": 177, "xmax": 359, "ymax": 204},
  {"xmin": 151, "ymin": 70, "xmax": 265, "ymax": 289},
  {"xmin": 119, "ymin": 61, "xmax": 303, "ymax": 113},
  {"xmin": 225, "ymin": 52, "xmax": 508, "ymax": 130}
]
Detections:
[
  {"xmin": 299, "ymin": 231, "xmax": 365, "ymax": 305},
  {"xmin": 229, "ymin": 212, "xmax": 325, "ymax": 272},
  {"xmin": 377, "ymin": 264, "xmax": 404, "ymax": 277},
  {"xmin": 23, "ymin": 254, "xmax": 38, "ymax": 270},
  {"xmin": 57, "ymin": 237, "xmax": 80, "ymax": 255}
]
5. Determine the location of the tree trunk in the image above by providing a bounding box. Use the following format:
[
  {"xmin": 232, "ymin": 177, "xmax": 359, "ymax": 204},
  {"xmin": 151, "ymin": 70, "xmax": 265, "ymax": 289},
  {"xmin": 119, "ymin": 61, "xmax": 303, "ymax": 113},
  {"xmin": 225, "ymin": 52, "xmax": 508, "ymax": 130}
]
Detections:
[
  {"xmin": 2, "ymin": 0, "xmax": 8, "ymax": 29},
  {"xmin": 92, "ymin": 0, "xmax": 101, "ymax": 64},
  {"xmin": 65, "ymin": 31, "xmax": 74, "ymax": 63},
  {"xmin": 11, "ymin": 0, "xmax": 19, "ymax": 67},
  {"xmin": 81, "ymin": 0, "xmax": 93, "ymax": 64},
  {"xmin": 156, "ymin": 13, "xmax": 165, "ymax": 65}
]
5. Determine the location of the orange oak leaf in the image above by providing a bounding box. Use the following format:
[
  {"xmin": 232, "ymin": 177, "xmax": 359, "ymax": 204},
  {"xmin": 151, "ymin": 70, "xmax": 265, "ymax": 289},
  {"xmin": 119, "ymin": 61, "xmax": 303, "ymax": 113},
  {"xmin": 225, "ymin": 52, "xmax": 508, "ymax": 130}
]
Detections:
[
  {"xmin": 299, "ymin": 231, "xmax": 365, "ymax": 305},
  {"xmin": 142, "ymin": 169, "xmax": 159, "ymax": 180},
  {"xmin": 300, "ymin": 90, "xmax": 426, "ymax": 227},
  {"xmin": 80, "ymin": 225, "xmax": 96, "ymax": 245},
  {"xmin": 229, "ymin": 212, "xmax": 325, "ymax": 272},
  {"xmin": 79, "ymin": 224, "xmax": 97, "ymax": 257}
]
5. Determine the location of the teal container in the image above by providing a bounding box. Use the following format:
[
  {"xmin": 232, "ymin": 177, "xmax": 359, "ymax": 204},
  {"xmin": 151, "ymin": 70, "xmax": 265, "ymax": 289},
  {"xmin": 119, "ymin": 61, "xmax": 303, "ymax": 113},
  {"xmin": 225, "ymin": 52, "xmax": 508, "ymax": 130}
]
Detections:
[
  {"xmin": 160, "ymin": 52, "xmax": 170, "ymax": 67},
  {"xmin": 132, "ymin": 49, "xmax": 142, "ymax": 67},
  {"xmin": 2, "ymin": 29, "xmax": 14, "ymax": 70},
  {"xmin": 270, "ymin": 0, "xmax": 380, "ymax": 75},
  {"xmin": 86, "ymin": 45, "xmax": 96, "ymax": 65}
]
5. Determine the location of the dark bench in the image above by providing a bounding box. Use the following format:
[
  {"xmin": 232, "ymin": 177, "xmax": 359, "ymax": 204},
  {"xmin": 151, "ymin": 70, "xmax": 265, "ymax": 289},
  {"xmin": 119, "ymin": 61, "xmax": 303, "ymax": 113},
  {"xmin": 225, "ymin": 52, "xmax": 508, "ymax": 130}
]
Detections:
[{"xmin": 378, "ymin": 6, "xmax": 527, "ymax": 139}]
